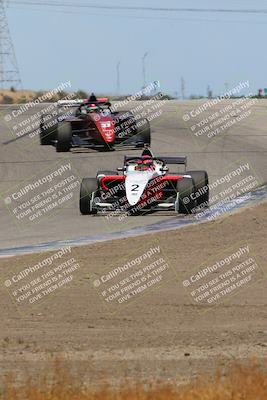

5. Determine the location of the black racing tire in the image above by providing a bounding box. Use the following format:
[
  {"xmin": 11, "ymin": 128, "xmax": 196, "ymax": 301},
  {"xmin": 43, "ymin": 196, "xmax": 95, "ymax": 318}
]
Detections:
[
  {"xmin": 40, "ymin": 126, "xmax": 54, "ymax": 145},
  {"xmin": 135, "ymin": 118, "xmax": 151, "ymax": 147},
  {"xmin": 56, "ymin": 122, "xmax": 72, "ymax": 152},
  {"xmin": 186, "ymin": 170, "xmax": 209, "ymax": 208},
  {"xmin": 177, "ymin": 177, "xmax": 196, "ymax": 214},
  {"xmin": 79, "ymin": 178, "xmax": 99, "ymax": 215},
  {"xmin": 96, "ymin": 171, "xmax": 118, "ymax": 178},
  {"xmin": 114, "ymin": 112, "xmax": 136, "ymax": 143},
  {"xmin": 40, "ymin": 118, "xmax": 57, "ymax": 146},
  {"xmin": 101, "ymin": 144, "xmax": 115, "ymax": 152}
]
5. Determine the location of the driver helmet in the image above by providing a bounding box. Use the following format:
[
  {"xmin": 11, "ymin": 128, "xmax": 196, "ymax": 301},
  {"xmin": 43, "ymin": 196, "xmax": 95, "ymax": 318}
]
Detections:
[
  {"xmin": 86, "ymin": 104, "xmax": 99, "ymax": 113},
  {"xmin": 136, "ymin": 156, "xmax": 155, "ymax": 171},
  {"xmin": 89, "ymin": 92, "xmax": 97, "ymax": 102}
]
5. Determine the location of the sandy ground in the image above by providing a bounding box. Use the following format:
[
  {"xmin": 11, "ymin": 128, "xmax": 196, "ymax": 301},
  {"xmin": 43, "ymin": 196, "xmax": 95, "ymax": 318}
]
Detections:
[{"xmin": 0, "ymin": 200, "xmax": 267, "ymax": 386}]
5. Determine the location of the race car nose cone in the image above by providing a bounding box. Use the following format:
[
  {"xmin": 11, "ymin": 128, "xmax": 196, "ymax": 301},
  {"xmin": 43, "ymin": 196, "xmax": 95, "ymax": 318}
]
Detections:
[{"xmin": 125, "ymin": 172, "xmax": 154, "ymax": 206}]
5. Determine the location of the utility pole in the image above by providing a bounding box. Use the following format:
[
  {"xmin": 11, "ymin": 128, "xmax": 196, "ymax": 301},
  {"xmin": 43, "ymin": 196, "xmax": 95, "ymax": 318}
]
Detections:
[
  {"xmin": 181, "ymin": 77, "xmax": 185, "ymax": 100},
  {"xmin": 0, "ymin": 0, "xmax": 22, "ymax": 89},
  {"xmin": 116, "ymin": 61, "xmax": 121, "ymax": 95},
  {"xmin": 207, "ymin": 85, "xmax": 212, "ymax": 99},
  {"xmin": 142, "ymin": 52, "xmax": 148, "ymax": 89}
]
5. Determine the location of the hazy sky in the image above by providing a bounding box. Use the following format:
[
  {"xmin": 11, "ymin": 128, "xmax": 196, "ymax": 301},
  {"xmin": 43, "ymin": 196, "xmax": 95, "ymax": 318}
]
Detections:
[{"xmin": 7, "ymin": 0, "xmax": 267, "ymax": 96}]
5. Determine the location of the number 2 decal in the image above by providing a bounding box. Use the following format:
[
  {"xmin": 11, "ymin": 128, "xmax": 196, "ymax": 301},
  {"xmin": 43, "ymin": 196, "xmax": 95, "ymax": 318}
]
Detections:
[{"xmin": 131, "ymin": 184, "xmax": 140, "ymax": 192}]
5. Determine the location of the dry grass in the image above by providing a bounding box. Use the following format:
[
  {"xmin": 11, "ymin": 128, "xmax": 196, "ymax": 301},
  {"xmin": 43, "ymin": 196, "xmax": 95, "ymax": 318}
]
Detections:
[
  {"xmin": 0, "ymin": 89, "xmax": 37, "ymax": 103},
  {"xmin": 1, "ymin": 359, "xmax": 267, "ymax": 400}
]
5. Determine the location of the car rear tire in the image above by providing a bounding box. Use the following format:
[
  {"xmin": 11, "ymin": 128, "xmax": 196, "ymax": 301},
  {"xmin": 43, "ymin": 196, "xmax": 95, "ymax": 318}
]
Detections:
[
  {"xmin": 40, "ymin": 116, "xmax": 57, "ymax": 145},
  {"xmin": 40, "ymin": 126, "xmax": 54, "ymax": 145},
  {"xmin": 96, "ymin": 171, "xmax": 118, "ymax": 178},
  {"xmin": 177, "ymin": 177, "xmax": 196, "ymax": 214},
  {"xmin": 56, "ymin": 122, "xmax": 72, "ymax": 152},
  {"xmin": 80, "ymin": 178, "xmax": 99, "ymax": 215},
  {"xmin": 113, "ymin": 111, "xmax": 136, "ymax": 142},
  {"xmin": 101, "ymin": 144, "xmax": 114, "ymax": 152},
  {"xmin": 186, "ymin": 170, "xmax": 209, "ymax": 208}
]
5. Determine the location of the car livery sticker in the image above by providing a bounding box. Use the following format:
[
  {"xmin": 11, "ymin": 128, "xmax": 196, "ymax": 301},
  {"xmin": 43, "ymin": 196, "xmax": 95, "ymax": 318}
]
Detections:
[{"xmin": 125, "ymin": 171, "xmax": 156, "ymax": 206}]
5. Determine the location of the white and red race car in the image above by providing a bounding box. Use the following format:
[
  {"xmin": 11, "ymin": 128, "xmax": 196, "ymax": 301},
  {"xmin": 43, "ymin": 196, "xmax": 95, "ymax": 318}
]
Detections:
[{"xmin": 79, "ymin": 148, "xmax": 209, "ymax": 215}]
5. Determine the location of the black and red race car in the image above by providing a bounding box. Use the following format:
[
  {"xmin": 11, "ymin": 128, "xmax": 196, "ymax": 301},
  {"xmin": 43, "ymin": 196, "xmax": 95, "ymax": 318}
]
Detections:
[
  {"xmin": 40, "ymin": 98, "xmax": 151, "ymax": 152},
  {"xmin": 79, "ymin": 148, "xmax": 209, "ymax": 215}
]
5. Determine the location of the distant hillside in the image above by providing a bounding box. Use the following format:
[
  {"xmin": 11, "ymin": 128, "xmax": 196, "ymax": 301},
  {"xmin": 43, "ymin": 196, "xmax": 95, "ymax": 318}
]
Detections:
[
  {"xmin": 0, "ymin": 89, "xmax": 38, "ymax": 104},
  {"xmin": 0, "ymin": 89, "xmax": 171, "ymax": 104}
]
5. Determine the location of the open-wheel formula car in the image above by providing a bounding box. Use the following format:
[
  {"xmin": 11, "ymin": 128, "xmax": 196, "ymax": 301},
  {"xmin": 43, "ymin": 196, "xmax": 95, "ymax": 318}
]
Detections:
[
  {"xmin": 40, "ymin": 98, "xmax": 151, "ymax": 152},
  {"xmin": 79, "ymin": 148, "xmax": 209, "ymax": 215}
]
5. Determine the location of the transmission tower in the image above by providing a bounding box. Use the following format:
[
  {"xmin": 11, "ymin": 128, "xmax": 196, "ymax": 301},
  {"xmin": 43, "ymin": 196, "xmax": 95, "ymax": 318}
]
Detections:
[{"xmin": 0, "ymin": 0, "xmax": 22, "ymax": 89}]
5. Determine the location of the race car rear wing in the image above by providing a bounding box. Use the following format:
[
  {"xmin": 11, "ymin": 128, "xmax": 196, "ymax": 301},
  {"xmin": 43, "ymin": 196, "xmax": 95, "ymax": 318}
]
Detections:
[
  {"xmin": 124, "ymin": 156, "xmax": 187, "ymax": 167},
  {"xmin": 57, "ymin": 98, "xmax": 110, "ymax": 108},
  {"xmin": 97, "ymin": 97, "xmax": 110, "ymax": 103},
  {"xmin": 157, "ymin": 156, "xmax": 187, "ymax": 167},
  {"xmin": 57, "ymin": 99, "xmax": 84, "ymax": 107}
]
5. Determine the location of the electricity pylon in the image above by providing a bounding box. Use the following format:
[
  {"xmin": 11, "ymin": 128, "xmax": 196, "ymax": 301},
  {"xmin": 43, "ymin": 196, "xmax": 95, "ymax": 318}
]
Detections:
[{"xmin": 0, "ymin": 0, "xmax": 22, "ymax": 89}]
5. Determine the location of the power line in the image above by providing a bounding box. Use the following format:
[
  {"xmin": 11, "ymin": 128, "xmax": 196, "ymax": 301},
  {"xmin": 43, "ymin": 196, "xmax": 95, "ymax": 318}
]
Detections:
[
  {"xmin": 7, "ymin": 4, "xmax": 267, "ymax": 25},
  {"xmin": 7, "ymin": 1, "xmax": 267, "ymax": 15}
]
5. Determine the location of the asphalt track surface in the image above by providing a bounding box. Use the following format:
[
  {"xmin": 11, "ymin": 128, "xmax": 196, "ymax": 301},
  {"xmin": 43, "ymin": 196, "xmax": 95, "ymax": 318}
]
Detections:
[{"xmin": 0, "ymin": 99, "xmax": 267, "ymax": 250}]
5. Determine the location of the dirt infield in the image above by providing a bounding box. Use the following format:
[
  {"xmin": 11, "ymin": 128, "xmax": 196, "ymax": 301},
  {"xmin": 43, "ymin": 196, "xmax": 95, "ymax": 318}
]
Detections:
[{"xmin": 0, "ymin": 200, "xmax": 267, "ymax": 386}]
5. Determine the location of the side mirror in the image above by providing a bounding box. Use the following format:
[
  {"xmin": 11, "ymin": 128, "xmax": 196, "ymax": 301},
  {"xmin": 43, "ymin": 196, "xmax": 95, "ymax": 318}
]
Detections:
[{"xmin": 117, "ymin": 167, "xmax": 125, "ymax": 172}]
